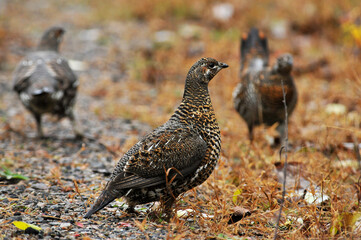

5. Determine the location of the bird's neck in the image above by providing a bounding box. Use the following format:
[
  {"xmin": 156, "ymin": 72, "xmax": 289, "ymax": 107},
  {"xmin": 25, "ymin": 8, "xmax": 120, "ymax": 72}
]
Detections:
[
  {"xmin": 171, "ymin": 80, "xmax": 214, "ymax": 125},
  {"xmin": 182, "ymin": 74, "xmax": 210, "ymax": 101},
  {"xmin": 37, "ymin": 41, "xmax": 59, "ymax": 52}
]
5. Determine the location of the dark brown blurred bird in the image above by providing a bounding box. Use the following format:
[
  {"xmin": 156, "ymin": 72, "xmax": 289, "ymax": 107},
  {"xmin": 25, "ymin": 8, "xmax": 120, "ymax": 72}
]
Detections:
[
  {"xmin": 12, "ymin": 26, "xmax": 81, "ymax": 138},
  {"xmin": 233, "ymin": 28, "xmax": 297, "ymax": 142},
  {"xmin": 84, "ymin": 57, "xmax": 228, "ymax": 219}
]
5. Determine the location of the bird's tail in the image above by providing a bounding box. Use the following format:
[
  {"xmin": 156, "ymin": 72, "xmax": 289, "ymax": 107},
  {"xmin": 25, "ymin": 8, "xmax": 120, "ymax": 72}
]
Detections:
[
  {"xmin": 84, "ymin": 188, "xmax": 119, "ymax": 218},
  {"xmin": 240, "ymin": 28, "xmax": 269, "ymax": 72},
  {"xmin": 30, "ymin": 86, "xmax": 54, "ymax": 96}
]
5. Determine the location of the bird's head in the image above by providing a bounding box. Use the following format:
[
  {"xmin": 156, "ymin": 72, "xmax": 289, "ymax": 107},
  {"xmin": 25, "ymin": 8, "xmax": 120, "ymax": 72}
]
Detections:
[
  {"xmin": 37, "ymin": 26, "xmax": 65, "ymax": 52},
  {"xmin": 187, "ymin": 57, "xmax": 229, "ymax": 85},
  {"xmin": 276, "ymin": 54, "xmax": 293, "ymax": 75}
]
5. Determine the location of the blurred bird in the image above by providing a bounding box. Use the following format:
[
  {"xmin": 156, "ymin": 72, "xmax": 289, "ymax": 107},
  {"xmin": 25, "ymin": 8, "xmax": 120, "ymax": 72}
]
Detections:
[
  {"xmin": 233, "ymin": 28, "xmax": 297, "ymax": 143},
  {"xmin": 12, "ymin": 26, "xmax": 81, "ymax": 138},
  {"xmin": 84, "ymin": 57, "xmax": 228, "ymax": 219}
]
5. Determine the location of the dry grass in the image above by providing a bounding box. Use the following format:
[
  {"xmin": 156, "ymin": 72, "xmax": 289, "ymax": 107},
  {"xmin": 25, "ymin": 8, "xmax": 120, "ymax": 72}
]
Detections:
[{"xmin": 1, "ymin": 0, "xmax": 361, "ymax": 239}]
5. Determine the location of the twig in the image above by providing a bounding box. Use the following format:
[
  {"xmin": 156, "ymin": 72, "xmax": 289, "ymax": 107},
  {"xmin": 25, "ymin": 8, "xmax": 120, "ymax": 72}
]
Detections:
[
  {"xmin": 273, "ymin": 79, "xmax": 289, "ymax": 240},
  {"xmin": 73, "ymin": 179, "xmax": 84, "ymax": 201},
  {"xmin": 354, "ymin": 140, "xmax": 361, "ymax": 170},
  {"xmin": 164, "ymin": 166, "xmax": 183, "ymax": 200},
  {"xmin": 355, "ymin": 176, "xmax": 361, "ymax": 209}
]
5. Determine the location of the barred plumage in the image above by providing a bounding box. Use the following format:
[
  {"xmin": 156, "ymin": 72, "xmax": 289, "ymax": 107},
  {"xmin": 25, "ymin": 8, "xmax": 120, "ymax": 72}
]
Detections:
[
  {"xmin": 85, "ymin": 57, "xmax": 228, "ymax": 219},
  {"xmin": 233, "ymin": 28, "xmax": 297, "ymax": 142},
  {"xmin": 12, "ymin": 26, "xmax": 81, "ymax": 138}
]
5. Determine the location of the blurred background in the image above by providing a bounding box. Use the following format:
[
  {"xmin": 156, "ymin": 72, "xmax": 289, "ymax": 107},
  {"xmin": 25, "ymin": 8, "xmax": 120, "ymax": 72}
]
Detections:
[
  {"xmin": 0, "ymin": 0, "xmax": 361, "ymax": 238},
  {"xmin": 0, "ymin": 0, "xmax": 360, "ymax": 140}
]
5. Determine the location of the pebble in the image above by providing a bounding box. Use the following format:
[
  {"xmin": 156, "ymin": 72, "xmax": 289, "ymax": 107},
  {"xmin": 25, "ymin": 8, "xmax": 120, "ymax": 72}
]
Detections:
[
  {"xmin": 78, "ymin": 29, "xmax": 101, "ymax": 42},
  {"xmin": 31, "ymin": 183, "xmax": 48, "ymax": 190},
  {"xmin": 212, "ymin": 3, "xmax": 234, "ymax": 21},
  {"xmin": 154, "ymin": 30, "xmax": 176, "ymax": 44},
  {"xmin": 60, "ymin": 223, "xmax": 71, "ymax": 228},
  {"xmin": 271, "ymin": 20, "xmax": 288, "ymax": 39}
]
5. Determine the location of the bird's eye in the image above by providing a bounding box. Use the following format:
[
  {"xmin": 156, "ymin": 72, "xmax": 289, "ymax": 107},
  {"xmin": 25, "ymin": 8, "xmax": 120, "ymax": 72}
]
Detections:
[{"xmin": 209, "ymin": 63, "xmax": 216, "ymax": 69}]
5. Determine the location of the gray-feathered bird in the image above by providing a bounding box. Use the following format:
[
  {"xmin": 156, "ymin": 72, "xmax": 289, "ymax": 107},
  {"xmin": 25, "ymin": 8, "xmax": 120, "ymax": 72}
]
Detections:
[
  {"xmin": 12, "ymin": 26, "xmax": 81, "ymax": 138},
  {"xmin": 233, "ymin": 28, "xmax": 297, "ymax": 142},
  {"xmin": 84, "ymin": 57, "xmax": 228, "ymax": 219}
]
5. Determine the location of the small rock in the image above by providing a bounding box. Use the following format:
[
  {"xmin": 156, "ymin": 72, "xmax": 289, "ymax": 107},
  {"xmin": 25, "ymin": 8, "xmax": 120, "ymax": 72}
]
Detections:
[
  {"xmin": 178, "ymin": 24, "xmax": 203, "ymax": 39},
  {"xmin": 212, "ymin": 3, "xmax": 234, "ymax": 21},
  {"xmin": 187, "ymin": 41, "xmax": 205, "ymax": 57},
  {"xmin": 228, "ymin": 206, "xmax": 251, "ymax": 224},
  {"xmin": 154, "ymin": 30, "xmax": 176, "ymax": 44},
  {"xmin": 68, "ymin": 60, "xmax": 88, "ymax": 71},
  {"xmin": 60, "ymin": 222, "xmax": 71, "ymax": 228},
  {"xmin": 342, "ymin": 142, "xmax": 361, "ymax": 150},
  {"xmin": 325, "ymin": 103, "xmax": 347, "ymax": 115},
  {"xmin": 78, "ymin": 29, "xmax": 101, "ymax": 42},
  {"xmin": 32, "ymin": 183, "xmax": 48, "ymax": 190},
  {"xmin": 271, "ymin": 20, "xmax": 288, "ymax": 39},
  {"xmin": 37, "ymin": 202, "xmax": 46, "ymax": 208},
  {"xmin": 58, "ymin": 157, "xmax": 73, "ymax": 164}
]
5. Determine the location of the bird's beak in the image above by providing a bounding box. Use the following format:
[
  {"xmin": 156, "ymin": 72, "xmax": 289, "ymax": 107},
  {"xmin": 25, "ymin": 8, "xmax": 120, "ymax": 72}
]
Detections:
[{"xmin": 219, "ymin": 62, "xmax": 229, "ymax": 69}]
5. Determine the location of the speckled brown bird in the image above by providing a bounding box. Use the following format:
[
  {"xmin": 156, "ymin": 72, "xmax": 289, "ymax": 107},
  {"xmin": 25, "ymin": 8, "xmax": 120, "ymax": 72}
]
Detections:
[
  {"xmin": 84, "ymin": 57, "xmax": 228, "ymax": 219},
  {"xmin": 12, "ymin": 26, "xmax": 81, "ymax": 138},
  {"xmin": 233, "ymin": 28, "xmax": 297, "ymax": 142}
]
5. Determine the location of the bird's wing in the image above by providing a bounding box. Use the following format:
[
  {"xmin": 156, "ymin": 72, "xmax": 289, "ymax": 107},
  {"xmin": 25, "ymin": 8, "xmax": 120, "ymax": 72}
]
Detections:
[
  {"xmin": 12, "ymin": 56, "xmax": 38, "ymax": 93},
  {"xmin": 107, "ymin": 125, "xmax": 207, "ymax": 190},
  {"xmin": 232, "ymin": 80, "xmax": 245, "ymax": 112},
  {"xmin": 233, "ymin": 74, "xmax": 257, "ymax": 113},
  {"xmin": 257, "ymin": 71, "xmax": 296, "ymax": 109},
  {"xmin": 45, "ymin": 56, "xmax": 78, "ymax": 90}
]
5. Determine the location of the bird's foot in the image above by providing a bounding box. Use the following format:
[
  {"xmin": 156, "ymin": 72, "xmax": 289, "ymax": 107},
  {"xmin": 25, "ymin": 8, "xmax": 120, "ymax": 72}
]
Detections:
[
  {"xmin": 125, "ymin": 206, "xmax": 138, "ymax": 215},
  {"xmin": 74, "ymin": 131, "xmax": 84, "ymax": 140},
  {"xmin": 36, "ymin": 134, "xmax": 47, "ymax": 140},
  {"xmin": 147, "ymin": 209, "xmax": 173, "ymax": 223}
]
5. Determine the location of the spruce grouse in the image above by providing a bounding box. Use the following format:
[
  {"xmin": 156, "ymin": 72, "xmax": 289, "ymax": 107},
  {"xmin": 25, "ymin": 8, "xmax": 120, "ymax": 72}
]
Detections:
[
  {"xmin": 12, "ymin": 26, "xmax": 81, "ymax": 138},
  {"xmin": 233, "ymin": 28, "xmax": 297, "ymax": 142},
  {"xmin": 85, "ymin": 57, "xmax": 228, "ymax": 218}
]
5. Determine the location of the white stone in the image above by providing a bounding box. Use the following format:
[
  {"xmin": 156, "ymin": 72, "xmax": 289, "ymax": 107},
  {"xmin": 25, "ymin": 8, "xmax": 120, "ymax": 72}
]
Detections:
[{"xmin": 212, "ymin": 3, "xmax": 234, "ymax": 21}]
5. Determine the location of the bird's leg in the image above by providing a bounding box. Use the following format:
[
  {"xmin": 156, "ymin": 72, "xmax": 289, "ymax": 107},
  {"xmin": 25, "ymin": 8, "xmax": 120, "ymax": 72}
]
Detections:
[
  {"xmin": 68, "ymin": 110, "xmax": 83, "ymax": 139},
  {"xmin": 276, "ymin": 122, "xmax": 291, "ymax": 149},
  {"xmin": 247, "ymin": 124, "xmax": 254, "ymax": 142},
  {"xmin": 33, "ymin": 113, "xmax": 43, "ymax": 138},
  {"xmin": 161, "ymin": 196, "xmax": 175, "ymax": 221},
  {"xmin": 276, "ymin": 121, "xmax": 285, "ymax": 142},
  {"xmin": 125, "ymin": 203, "xmax": 137, "ymax": 214}
]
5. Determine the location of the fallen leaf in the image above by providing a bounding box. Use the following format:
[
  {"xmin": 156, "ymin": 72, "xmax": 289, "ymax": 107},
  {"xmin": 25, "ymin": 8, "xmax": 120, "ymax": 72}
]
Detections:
[
  {"xmin": 75, "ymin": 222, "xmax": 84, "ymax": 228},
  {"xmin": 232, "ymin": 189, "xmax": 243, "ymax": 204},
  {"xmin": 133, "ymin": 219, "xmax": 147, "ymax": 232},
  {"xmin": 12, "ymin": 221, "xmax": 42, "ymax": 233},
  {"xmin": 119, "ymin": 222, "xmax": 132, "ymax": 228},
  {"xmin": 330, "ymin": 212, "xmax": 361, "ymax": 236},
  {"xmin": 176, "ymin": 209, "xmax": 194, "ymax": 218},
  {"xmin": 176, "ymin": 209, "xmax": 214, "ymax": 219}
]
